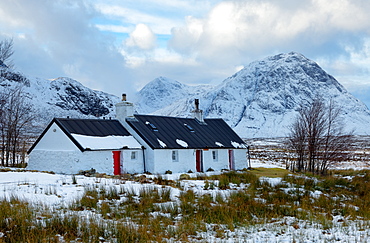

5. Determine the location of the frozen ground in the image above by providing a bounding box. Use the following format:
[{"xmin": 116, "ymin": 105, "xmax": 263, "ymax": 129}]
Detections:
[
  {"xmin": 247, "ymin": 136, "xmax": 370, "ymax": 171},
  {"xmin": 1, "ymin": 136, "xmax": 370, "ymax": 242},
  {"xmin": 1, "ymin": 169, "xmax": 370, "ymax": 242}
]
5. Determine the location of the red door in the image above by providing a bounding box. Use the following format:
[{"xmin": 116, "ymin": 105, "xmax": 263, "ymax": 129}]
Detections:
[
  {"xmin": 228, "ymin": 150, "xmax": 235, "ymax": 170},
  {"xmin": 196, "ymin": 150, "xmax": 203, "ymax": 172},
  {"xmin": 112, "ymin": 151, "xmax": 121, "ymax": 175}
]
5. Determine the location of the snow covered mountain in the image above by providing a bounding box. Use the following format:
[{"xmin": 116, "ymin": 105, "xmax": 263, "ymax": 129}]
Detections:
[
  {"xmin": 134, "ymin": 76, "xmax": 213, "ymax": 115},
  {"xmin": 135, "ymin": 52, "xmax": 370, "ymax": 138},
  {"xmin": 1, "ymin": 52, "xmax": 369, "ymax": 138},
  {"xmin": 0, "ymin": 64, "xmax": 120, "ymax": 131}
]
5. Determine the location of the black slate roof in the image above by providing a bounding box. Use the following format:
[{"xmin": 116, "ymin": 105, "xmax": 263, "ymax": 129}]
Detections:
[
  {"xmin": 55, "ymin": 118, "xmax": 130, "ymax": 137},
  {"xmin": 126, "ymin": 114, "xmax": 247, "ymax": 149},
  {"xmin": 28, "ymin": 118, "xmax": 131, "ymax": 153}
]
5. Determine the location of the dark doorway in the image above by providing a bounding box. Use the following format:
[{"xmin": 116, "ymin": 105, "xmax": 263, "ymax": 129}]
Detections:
[{"xmin": 196, "ymin": 150, "xmax": 203, "ymax": 172}]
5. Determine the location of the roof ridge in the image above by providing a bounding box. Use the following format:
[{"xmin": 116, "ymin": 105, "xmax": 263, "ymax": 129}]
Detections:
[{"xmin": 134, "ymin": 114, "xmax": 220, "ymax": 121}]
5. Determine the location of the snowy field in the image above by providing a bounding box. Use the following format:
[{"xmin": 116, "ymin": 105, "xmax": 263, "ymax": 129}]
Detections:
[
  {"xmin": 1, "ymin": 167, "xmax": 370, "ymax": 242},
  {"xmin": 247, "ymin": 136, "xmax": 370, "ymax": 171},
  {"xmin": 1, "ymin": 137, "xmax": 370, "ymax": 242}
]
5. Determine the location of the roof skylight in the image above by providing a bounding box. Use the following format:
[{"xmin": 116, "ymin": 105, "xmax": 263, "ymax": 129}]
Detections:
[
  {"xmin": 146, "ymin": 121, "xmax": 158, "ymax": 131},
  {"xmin": 184, "ymin": 123, "xmax": 195, "ymax": 132}
]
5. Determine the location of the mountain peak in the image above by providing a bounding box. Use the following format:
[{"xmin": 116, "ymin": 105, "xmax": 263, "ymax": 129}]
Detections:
[
  {"xmin": 135, "ymin": 77, "xmax": 188, "ymax": 113},
  {"xmin": 148, "ymin": 76, "xmax": 185, "ymax": 88},
  {"xmin": 136, "ymin": 52, "xmax": 370, "ymax": 138},
  {"xmin": 267, "ymin": 51, "xmax": 307, "ymax": 61}
]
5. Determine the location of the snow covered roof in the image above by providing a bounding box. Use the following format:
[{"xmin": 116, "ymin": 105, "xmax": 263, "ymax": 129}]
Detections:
[
  {"xmin": 28, "ymin": 118, "xmax": 141, "ymax": 153},
  {"xmin": 71, "ymin": 134, "xmax": 141, "ymax": 150},
  {"xmin": 126, "ymin": 114, "xmax": 247, "ymax": 149}
]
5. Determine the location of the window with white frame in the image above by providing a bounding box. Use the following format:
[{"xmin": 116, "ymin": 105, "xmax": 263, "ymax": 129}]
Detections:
[
  {"xmin": 131, "ymin": 151, "xmax": 137, "ymax": 160},
  {"xmin": 172, "ymin": 150, "xmax": 179, "ymax": 162},
  {"xmin": 212, "ymin": 150, "xmax": 218, "ymax": 161}
]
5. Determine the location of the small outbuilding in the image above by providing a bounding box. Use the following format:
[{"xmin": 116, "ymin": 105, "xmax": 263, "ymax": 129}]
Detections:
[{"xmin": 27, "ymin": 118, "xmax": 142, "ymax": 174}]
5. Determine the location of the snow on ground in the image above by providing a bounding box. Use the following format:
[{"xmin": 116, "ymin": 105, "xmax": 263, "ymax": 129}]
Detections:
[
  {"xmin": 250, "ymin": 159, "xmax": 286, "ymax": 169},
  {"xmin": 198, "ymin": 216, "xmax": 370, "ymax": 243},
  {"xmin": 1, "ymin": 170, "xmax": 370, "ymax": 242},
  {"xmin": 1, "ymin": 168, "xmax": 370, "ymax": 242},
  {"xmin": 0, "ymin": 172, "xmax": 96, "ymax": 207},
  {"xmin": 330, "ymin": 160, "xmax": 370, "ymax": 170},
  {"xmin": 1, "ymin": 137, "xmax": 370, "ymax": 242}
]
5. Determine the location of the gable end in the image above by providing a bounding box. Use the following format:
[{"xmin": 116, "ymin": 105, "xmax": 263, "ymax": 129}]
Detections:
[{"xmin": 27, "ymin": 118, "xmax": 85, "ymax": 154}]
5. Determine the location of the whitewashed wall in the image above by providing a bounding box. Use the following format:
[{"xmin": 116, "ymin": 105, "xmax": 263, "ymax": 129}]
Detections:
[
  {"xmin": 201, "ymin": 149, "xmax": 247, "ymax": 171},
  {"xmin": 203, "ymin": 149, "xmax": 229, "ymax": 171},
  {"xmin": 143, "ymin": 148, "xmax": 155, "ymax": 173},
  {"xmin": 152, "ymin": 149, "xmax": 195, "ymax": 173},
  {"xmin": 234, "ymin": 149, "xmax": 248, "ymax": 170},
  {"xmin": 33, "ymin": 123, "xmax": 79, "ymax": 151},
  {"xmin": 150, "ymin": 148, "xmax": 248, "ymax": 173},
  {"xmin": 28, "ymin": 150, "xmax": 114, "ymax": 174},
  {"xmin": 28, "ymin": 149, "xmax": 145, "ymax": 175},
  {"xmin": 139, "ymin": 148, "xmax": 248, "ymax": 174},
  {"xmin": 121, "ymin": 149, "xmax": 144, "ymax": 174}
]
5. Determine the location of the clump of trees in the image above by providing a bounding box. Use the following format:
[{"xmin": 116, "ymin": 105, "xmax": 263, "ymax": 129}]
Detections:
[
  {"xmin": 0, "ymin": 38, "xmax": 35, "ymax": 167},
  {"xmin": 287, "ymin": 98, "xmax": 353, "ymax": 175},
  {"xmin": 0, "ymin": 86, "xmax": 35, "ymax": 167}
]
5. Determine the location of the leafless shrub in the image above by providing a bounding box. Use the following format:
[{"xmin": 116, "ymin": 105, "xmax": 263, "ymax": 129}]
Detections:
[
  {"xmin": 0, "ymin": 85, "xmax": 35, "ymax": 166},
  {"xmin": 287, "ymin": 98, "xmax": 354, "ymax": 175}
]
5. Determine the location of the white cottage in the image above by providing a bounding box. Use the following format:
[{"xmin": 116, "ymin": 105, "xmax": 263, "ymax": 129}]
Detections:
[
  {"xmin": 28, "ymin": 96, "xmax": 249, "ymax": 174},
  {"xmin": 27, "ymin": 118, "xmax": 143, "ymax": 174},
  {"xmin": 116, "ymin": 97, "xmax": 249, "ymax": 174}
]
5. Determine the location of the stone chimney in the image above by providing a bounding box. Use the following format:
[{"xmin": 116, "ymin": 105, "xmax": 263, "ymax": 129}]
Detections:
[
  {"xmin": 191, "ymin": 99, "xmax": 204, "ymax": 122},
  {"xmin": 115, "ymin": 93, "xmax": 134, "ymax": 124}
]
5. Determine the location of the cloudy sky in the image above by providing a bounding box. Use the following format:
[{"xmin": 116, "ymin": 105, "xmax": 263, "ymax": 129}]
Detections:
[{"xmin": 1, "ymin": 0, "xmax": 370, "ymax": 107}]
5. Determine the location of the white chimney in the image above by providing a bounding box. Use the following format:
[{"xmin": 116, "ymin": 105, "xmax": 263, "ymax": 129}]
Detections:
[
  {"xmin": 115, "ymin": 93, "xmax": 134, "ymax": 124},
  {"xmin": 191, "ymin": 99, "xmax": 204, "ymax": 122}
]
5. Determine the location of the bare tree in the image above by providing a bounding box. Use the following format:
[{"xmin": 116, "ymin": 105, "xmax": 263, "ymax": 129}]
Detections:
[
  {"xmin": 0, "ymin": 90, "xmax": 10, "ymax": 166},
  {"xmin": 288, "ymin": 117, "xmax": 306, "ymax": 172},
  {"xmin": 316, "ymin": 100, "xmax": 353, "ymax": 174},
  {"xmin": 0, "ymin": 38, "xmax": 14, "ymax": 68},
  {"xmin": 0, "ymin": 86, "xmax": 35, "ymax": 167},
  {"xmin": 287, "ymin": 98, "xmax": 353, "ymax": 175}
]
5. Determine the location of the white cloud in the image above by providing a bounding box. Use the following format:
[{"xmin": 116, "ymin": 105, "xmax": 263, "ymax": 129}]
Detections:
[
  {"xmin": 311, "ymin": 37, "xmax": 370, "ymax": 110},
  {"xmin": 0, "ymin": 0, "xmax": 137, "ymax": 96},
  {"xmin": 169, "ymin": 16, "xmax": 204, "ymax": 54},
  {"xmin": 126, "ymin": 24, "xmax": 156, "ymax": 50},
  {"xmin": 312, "ymin": 0, "xmax": 370, "ymax": 31},
  {"xmin": 95, "ymin": 24, "xmax": 131, "ymax": 34},
  {"xmin": 2, "ymin": 0, "xmax": 370, "ymax": 108},
  {"xmin": 169, "ymin": 0, "xmax": 370, "ymax": 64},
  {"xmin": 94, "ymin": 4, "xmax": 178, "ymax": 35}
]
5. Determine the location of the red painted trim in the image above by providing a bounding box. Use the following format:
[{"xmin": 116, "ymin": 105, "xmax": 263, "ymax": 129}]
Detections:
[
  {"xmin": 196, "ymin": 150, "xmax": 203, "ymax": 172},
  {"xmin": 112, "ymin": 151, "xmax": 121, "ymax": 175}
]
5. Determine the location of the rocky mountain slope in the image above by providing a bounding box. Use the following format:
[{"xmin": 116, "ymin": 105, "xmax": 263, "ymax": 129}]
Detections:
[
  {"xmin": 135, "ymin": 52, "xmax": 370, "ymax": 138},
  {"xmin": 1, "ymin": 52, "xmax": 369, "ymax": 138},
  {"xmin": 0, "ymin": 63, "xmax": 119, "ymax": 131}
]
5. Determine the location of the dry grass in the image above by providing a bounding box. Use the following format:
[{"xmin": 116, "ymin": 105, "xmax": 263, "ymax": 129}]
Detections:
[
  {"xmin": 2, "ymin": 170, "xmax": 370, "ymax": 242},
  {"xmin": 248, "ymin": 167, "xmax": 290, "ymax": 178}
]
